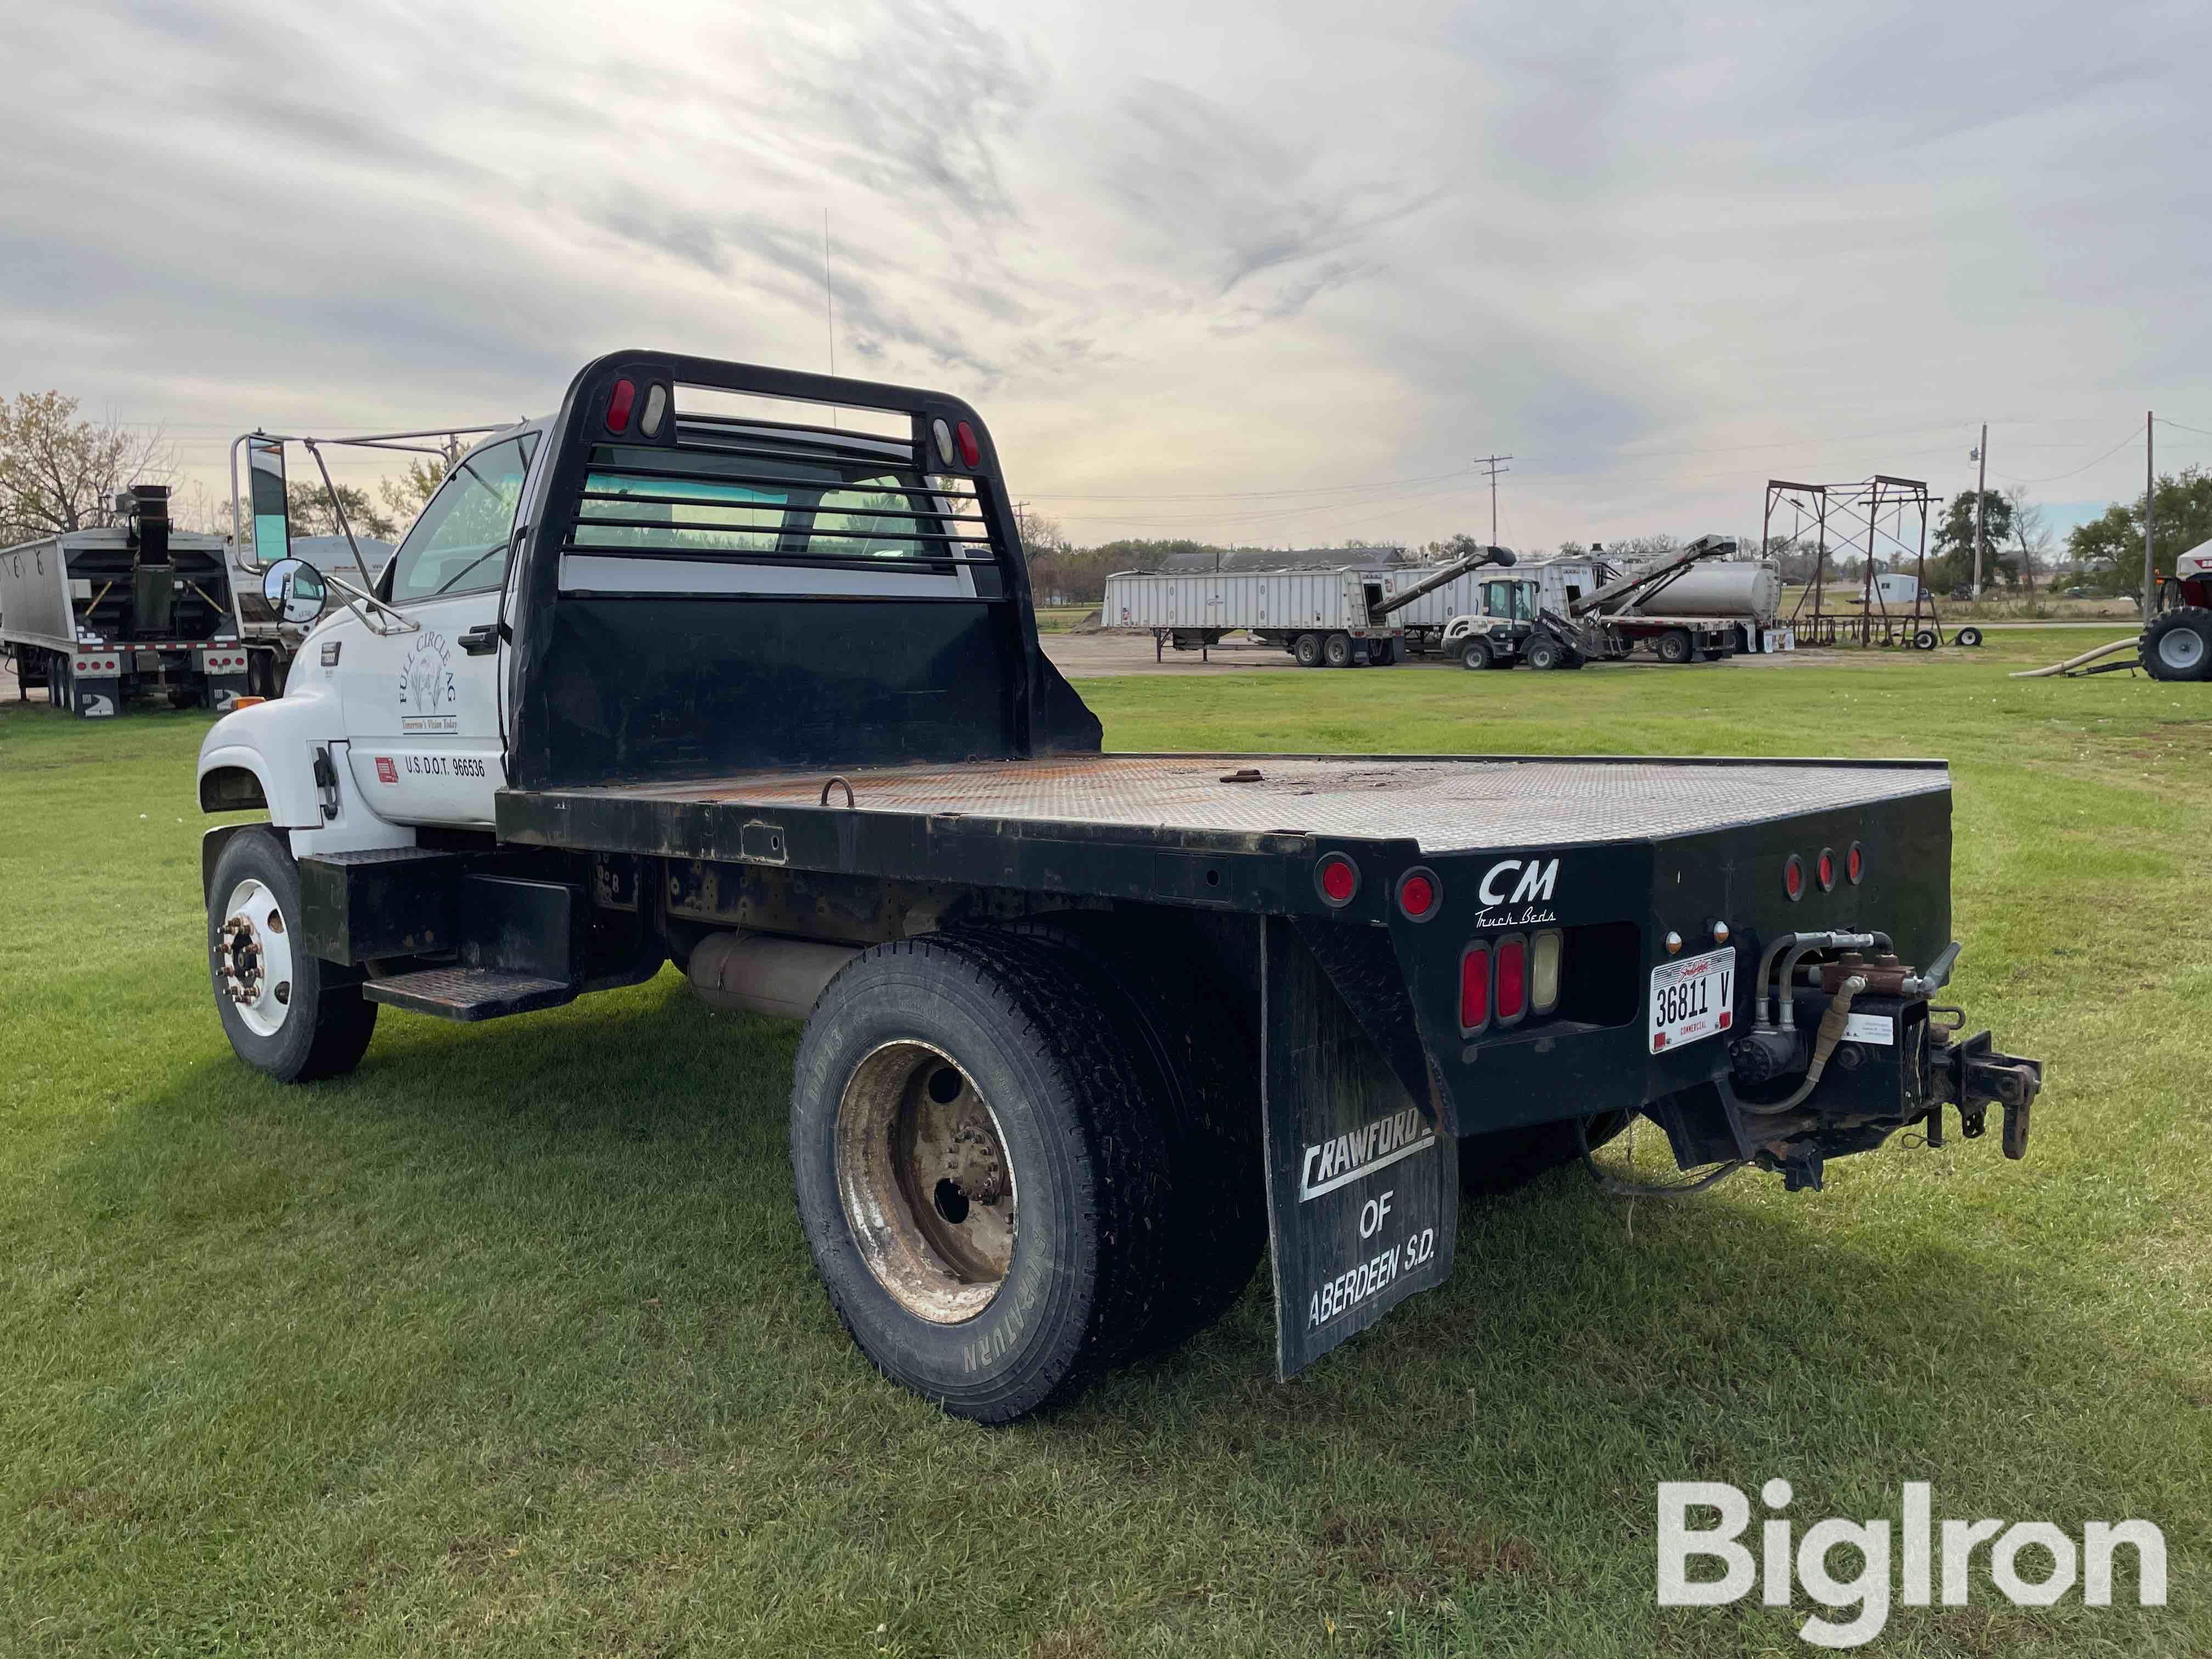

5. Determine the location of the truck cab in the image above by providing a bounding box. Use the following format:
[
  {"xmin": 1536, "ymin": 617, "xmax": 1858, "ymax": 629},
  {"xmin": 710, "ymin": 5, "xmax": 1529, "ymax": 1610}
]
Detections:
[{"xmin": 1440, "ymin": 577, "xmax": 1541, "ymax": 670}]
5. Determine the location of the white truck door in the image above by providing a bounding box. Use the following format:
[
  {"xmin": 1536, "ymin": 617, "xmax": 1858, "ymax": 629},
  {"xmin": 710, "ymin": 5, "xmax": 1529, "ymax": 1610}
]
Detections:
[{"xmin": 338, "ymin": 431, "xmax": 539, "ymax": 827}]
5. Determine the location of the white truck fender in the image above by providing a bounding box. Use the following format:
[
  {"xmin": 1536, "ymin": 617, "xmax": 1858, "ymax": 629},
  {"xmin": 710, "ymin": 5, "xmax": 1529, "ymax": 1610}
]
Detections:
[{"xmin": 196, "ymin": 682, "xmax": 348, "ymax": 828}]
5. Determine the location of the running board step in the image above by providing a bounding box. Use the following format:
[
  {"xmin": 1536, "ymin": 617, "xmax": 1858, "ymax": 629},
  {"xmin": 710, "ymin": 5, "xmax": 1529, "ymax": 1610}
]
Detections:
[{"xmin": 363, "ymin": 967, "xmax": 577, "ymax": 1022}]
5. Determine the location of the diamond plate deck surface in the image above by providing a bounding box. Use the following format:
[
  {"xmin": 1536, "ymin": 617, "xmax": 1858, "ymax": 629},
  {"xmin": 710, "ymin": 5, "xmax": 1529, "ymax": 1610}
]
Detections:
[{"xmin": 564, "ymin": 755, "xmax": 1946, "ymax": 853}]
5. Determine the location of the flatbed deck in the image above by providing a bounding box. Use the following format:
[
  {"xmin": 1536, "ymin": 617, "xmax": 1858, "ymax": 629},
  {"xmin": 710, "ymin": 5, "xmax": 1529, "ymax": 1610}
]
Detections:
[{"xmin": 517, "ymin": 753, "xmax": 1948, "ymax": 855}]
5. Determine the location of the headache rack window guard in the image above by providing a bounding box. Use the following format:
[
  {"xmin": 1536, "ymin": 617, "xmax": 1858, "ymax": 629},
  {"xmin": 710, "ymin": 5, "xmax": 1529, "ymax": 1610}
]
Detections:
[
  {"xmin": 507, "ymin": 351, "xmax": 1103, "ymax": 790},
  {"xmin": 584, "ymin": 459, "xmax": 981, "ymax": 505},
  {"xmin": 559, "ymin": 544, "xmax": 989, "ymax": 574},
  {"xmin": 577, "ymin": 490, "xmax": 977, "ymax": 529},
  {"xmin": 569, "ymin": 517, "xmax": 991, "ymax": 548}
]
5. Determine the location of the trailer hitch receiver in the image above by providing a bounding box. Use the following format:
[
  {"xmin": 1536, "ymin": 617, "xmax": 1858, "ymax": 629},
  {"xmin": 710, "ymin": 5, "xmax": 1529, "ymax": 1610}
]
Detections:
[{"xmin": 1938, "ymin": 1028, "xmax": 2043, "ymax": 1160}]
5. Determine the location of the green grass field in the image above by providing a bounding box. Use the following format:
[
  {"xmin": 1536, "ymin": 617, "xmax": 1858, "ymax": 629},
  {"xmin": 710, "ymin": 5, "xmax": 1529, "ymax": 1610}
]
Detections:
[{"xmin": 2, "ymin": 634, "xmax": 2205, "ymax": 1656}]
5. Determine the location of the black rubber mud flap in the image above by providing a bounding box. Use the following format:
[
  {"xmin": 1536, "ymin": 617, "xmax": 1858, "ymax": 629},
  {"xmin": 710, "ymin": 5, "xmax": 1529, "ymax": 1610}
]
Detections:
[{"xmin": 1261, "ymin": 916, "xmax": 1458, "ymax": 1380}]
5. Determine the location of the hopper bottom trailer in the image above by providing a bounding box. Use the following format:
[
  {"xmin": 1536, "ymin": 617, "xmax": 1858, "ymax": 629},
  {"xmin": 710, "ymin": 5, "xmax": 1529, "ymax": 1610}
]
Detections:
[{"xmin": 2, "ymin": 487, "xmax": 257, "ymax": 717}]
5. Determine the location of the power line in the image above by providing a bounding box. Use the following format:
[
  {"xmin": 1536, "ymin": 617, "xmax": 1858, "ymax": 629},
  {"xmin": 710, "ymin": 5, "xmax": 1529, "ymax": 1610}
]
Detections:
[
  {"xmin": 1023, "ymin": 466, "xmax": 1474, "ymax": 503},
  {"xmin": 1987, "ymin": 425, "xmax": 2145, "ymax": 485},
  {"xmin": 1473, "ymin": 454, "xmax": 1511, "ymax": 545}
]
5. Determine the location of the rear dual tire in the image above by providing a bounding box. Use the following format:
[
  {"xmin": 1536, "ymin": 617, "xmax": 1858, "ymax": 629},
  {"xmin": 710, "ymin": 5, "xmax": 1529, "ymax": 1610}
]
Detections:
[{"xmin": 789, "ymin": 930, "xmax": 1262, "ymax": 1422}]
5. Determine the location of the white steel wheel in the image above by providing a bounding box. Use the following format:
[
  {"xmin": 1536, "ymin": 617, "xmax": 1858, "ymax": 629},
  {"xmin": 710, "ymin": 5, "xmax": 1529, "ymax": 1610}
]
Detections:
[
  {"xmin": 205, "ymin": 826, "xmax": 377, "ymax": 1084},
  {"xmin": 834, "ymin": 1041, "xmax": 1016, "ymax": 1324},
  {"xmin": 217, "ymin": 877, "xmax": 296, "ymax": 1038},
  {"xmin": 2157, "ymin": 624, "xmax": 2205, "ymax": 674}
]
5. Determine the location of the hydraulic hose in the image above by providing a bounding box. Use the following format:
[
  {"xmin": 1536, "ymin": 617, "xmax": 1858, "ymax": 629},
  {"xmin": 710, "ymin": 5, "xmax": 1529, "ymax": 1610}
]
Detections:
[{"xmin": 1740, "ymin": 975, "xmax": 1866, "ymax": 1115}]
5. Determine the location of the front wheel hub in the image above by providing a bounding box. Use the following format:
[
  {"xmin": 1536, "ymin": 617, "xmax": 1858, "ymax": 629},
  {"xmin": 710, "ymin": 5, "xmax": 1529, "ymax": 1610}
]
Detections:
[{"xmin": 216, "ymin": 877, "xmax": 294, "ymax": 1039}]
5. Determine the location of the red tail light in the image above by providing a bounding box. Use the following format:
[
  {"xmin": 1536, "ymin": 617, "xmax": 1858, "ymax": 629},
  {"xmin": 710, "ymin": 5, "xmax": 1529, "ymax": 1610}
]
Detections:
[
  {"xmin": 1396, "ymin": 866, "xmax": 1440, "ymax": 921},
  {"xmin": 1783, "ymin": 854, "xmax": 1805, "ymax": 902},
  {"xmin": 1847, "ymin": 842, "xmax": 1864, "ymax": 884},
  {"xmin": 606, "ymin": 378, "xmax": 636, "ymax": 433},
  {"xmin": 1459, "ymin": 945, "xmax": 1490, "ymax": 1034},
  {"xmin": 1496, "ymin": 936, "xmax": 1528, "ymax": 1023},
  {"xmin": 1316, "ymin": 854, "xmax": 1359, "ymax": 906},
  {"xmin": 955, "ymin": 420, "xmax": 981, "ymax": 469},
  {"xmin": 1816, "ymin": 847, "xmax": 1836, "ymax": 891}
]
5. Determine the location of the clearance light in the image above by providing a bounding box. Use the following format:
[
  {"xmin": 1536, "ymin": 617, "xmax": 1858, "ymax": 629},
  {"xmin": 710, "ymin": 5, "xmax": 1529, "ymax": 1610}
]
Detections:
[
  {"xmin": 1316, "ymin": 854, "xmax": 1359, "ymax": 906},
  {"xmin": 606, "ymin": 378, "xmax": 636, "ymax": 433},
  {"xmin": 639, "ymin": 382, "xmax": 668, "ymax": 437},
  {"xmin": 1396, "ymin": 866, "xmax": 1441, "ymax": 922},
  {"xmin": 932, "ymin": 418, "xmax": 955, "ymax": 466},
  {"xmin": 1816, "ymin": 847, "xmax": 1837, "ymax": 891},
  {"xmin": 1847, "ymin": 842, "xmax": 1865, "ymax": 884},
  {"xmin": 1530, "ymin": 929, "xmax": 1563, "ymax": 1015},
  {"xmin": 1459, "ymin": 944, "xmax": 1490, "ymax": 1034},
  {"xmin": 955, "ymin": 420, "xmax": 981, "ymax": 469},
  {"xmin": 1495, "ymin": 936, "xmax": 1529, "ymax": 1024},
  {"xmin": 1783, "ymin": 854, "xmax": 1805, "ymax": 902}
]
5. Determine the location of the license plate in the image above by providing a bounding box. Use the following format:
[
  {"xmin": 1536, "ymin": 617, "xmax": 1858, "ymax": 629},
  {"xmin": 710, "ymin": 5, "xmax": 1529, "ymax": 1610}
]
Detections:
[{"xmin": 1649, "ymin": 947, "xmax": 1736, "ymax": 1053}]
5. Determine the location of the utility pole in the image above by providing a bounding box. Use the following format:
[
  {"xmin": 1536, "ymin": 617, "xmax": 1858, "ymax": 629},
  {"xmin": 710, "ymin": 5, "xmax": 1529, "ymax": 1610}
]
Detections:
[
  {"xmin": 2144, "ymin": 411, "xmax": 2155, "ymax": 612},
  {"xmin": 1011, "ymin": 500, "xmax": 1031, "ymax": 551},
  {"xmin": 1971, "ymin": 424, "xmax": 1987, "ymax": 600},
  {"xmin": 1473, "ymin": 455, "xmax": 1512, "ymax": 547}
]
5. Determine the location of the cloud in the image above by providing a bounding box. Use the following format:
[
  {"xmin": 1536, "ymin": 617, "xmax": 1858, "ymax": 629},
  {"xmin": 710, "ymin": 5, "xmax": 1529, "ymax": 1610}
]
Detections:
[{"xmin": 1, "ymin": 0, "xmax": 2208, "ymax": 550}]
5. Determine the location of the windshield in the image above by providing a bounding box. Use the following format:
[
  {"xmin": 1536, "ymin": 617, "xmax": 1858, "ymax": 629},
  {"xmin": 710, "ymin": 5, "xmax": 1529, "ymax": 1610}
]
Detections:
[{"xmin": 385, "ymin": 432, "xmax": 538, "ymax": 602}]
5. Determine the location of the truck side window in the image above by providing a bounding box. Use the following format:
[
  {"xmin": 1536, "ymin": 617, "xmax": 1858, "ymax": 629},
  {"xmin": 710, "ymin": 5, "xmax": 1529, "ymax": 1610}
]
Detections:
[{"xmin": 386, "ymin": 434, "xmax": 538, "ymax": 603}]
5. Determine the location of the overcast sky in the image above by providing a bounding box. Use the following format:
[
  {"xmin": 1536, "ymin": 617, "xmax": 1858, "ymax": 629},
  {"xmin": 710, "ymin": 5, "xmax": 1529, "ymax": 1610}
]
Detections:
[{"xmin": 5, "ymin": 0, "xmax": 2209, "ymax": 552}]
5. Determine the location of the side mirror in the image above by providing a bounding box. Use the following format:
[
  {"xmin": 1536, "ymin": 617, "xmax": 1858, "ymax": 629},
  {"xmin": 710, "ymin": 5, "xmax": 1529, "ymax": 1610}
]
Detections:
[{"xmin": 262, "ymin": 557, "xmax": 329, "ymax": 625}]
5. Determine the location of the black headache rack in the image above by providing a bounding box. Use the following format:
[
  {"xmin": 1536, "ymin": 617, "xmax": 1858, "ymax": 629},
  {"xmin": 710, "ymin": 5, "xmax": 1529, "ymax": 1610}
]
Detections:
[{"xmin": 505, "ymin": 352, "xmax": 1102, "ymax": 794}]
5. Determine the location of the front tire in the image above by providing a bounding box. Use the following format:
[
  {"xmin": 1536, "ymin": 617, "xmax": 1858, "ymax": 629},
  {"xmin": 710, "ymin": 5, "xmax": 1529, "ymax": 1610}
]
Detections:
[
  {"xmin": 789, "ymin": 933, "xmax": 1178, "ymax": 1422},
  {"xmin": 2141, "ymin": 608, "xmax": 2212, "ymax": 681},
  {"xmin": 1524, "ymin": 636, "xmax": 1561, "ymax": 671},
  {"xmin": 207, "ymin": 827, "xmax": 377, "ymax": 1082}
]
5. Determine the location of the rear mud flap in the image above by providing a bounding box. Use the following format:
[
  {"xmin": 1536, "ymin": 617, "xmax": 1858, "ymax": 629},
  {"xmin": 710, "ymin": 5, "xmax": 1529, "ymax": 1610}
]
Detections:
[{"xmin": 1262, "ymin": 916, "xmax": 1458, "ymax": 1379}]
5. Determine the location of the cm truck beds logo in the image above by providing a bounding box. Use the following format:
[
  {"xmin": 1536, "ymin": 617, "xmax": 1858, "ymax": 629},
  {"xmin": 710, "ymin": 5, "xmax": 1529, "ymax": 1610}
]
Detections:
[
  {"xmin": 1474, "ymin": 856, "xmax": 1560, "ymax": 929},
  {"xmin": 1299, "ymin": 1107, "xmax": 1436, "ymax": 1201}
]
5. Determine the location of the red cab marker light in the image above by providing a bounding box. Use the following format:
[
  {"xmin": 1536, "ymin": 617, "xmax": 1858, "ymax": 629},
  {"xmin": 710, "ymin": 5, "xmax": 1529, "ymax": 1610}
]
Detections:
[
  {"xmin": 955, "ymin": 420, "xmax": 981, "ymax": 469},
  {"xmin": 1316, "ymin": 854, "xmax": 1359, "ymax": 906},
  {"xmin": 1847, "ymin": 842, "xmax": 1865, "ymax": 884},
  {"xmin": 1396, "ymin": 866, "xmax": 1441, "ymax": 921},
  {"xmin": 1459, "ymin": 944, "xmax": 1491, "ymax": 1034},
  {"xmin": 606, "ymin": 378, "xmax": 636, "ymax": 433},
  {"xmin": 1783, "ymin": 854, "xmax": 1805, "ymax": 902},
  {"xmin": 1816, "ymin": 847, "xmax": 1836, "ymax": 891},
  {"xmin": 1495, "ymin": 936, "xmax": 1528, "ymax": 1023}
]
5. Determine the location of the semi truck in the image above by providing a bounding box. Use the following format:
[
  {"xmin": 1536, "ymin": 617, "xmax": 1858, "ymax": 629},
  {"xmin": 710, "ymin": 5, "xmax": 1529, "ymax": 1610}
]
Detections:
[
  {"xmin": 1101, "ymin": 552, "xmax": 1505, "ymax": 665},
  {"xmin": 193, "ymin": 352, "xmax": 2045, "ymax": 1423},
  {"xmin": 2, "ymin": 486, "xmax": 257, "ymax": 716}
]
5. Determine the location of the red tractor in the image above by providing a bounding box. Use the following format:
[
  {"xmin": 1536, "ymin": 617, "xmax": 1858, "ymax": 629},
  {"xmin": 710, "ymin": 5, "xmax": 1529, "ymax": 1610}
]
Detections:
[{"xmin": 2143, "ymin": 538, "xmax": 2212, "ymax": 681}]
